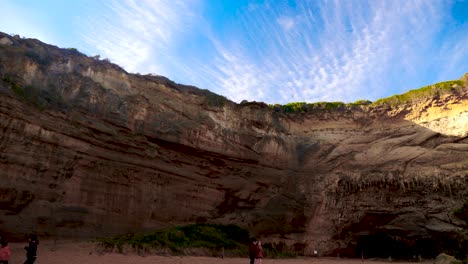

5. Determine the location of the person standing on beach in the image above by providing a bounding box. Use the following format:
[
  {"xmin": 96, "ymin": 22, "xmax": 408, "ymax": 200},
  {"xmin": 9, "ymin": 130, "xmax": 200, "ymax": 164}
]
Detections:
[
  {"xmin": 248, "ymin": 238, "xmax": 258, "ymax": 264},
  {"xmin": 0, "ymin": 239, "xmax": 11, "ymax": 264},
  {"xmin": 254, "ymin": 240, "xmax": 263, "ymax": 264},
  {"xmin": 24, "ymin": 235, "xmax": 39, "ymax": 264}
]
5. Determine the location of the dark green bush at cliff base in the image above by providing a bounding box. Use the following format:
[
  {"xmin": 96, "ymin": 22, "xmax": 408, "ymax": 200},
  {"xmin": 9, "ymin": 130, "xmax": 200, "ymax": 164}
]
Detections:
[
  {"xmin": 96, "ymin": 224, "xmax": 250, "ymax": 256},
  {"xmin": 97, "ymin": 223, "xmax": 303, "ymax": 258}
]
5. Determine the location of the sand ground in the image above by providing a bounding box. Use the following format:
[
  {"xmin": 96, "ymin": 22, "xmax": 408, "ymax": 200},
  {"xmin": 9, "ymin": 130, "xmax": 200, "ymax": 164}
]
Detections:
[{"xmin": 5, "ymin": 240, "xmax": 429, "ymax": 264}]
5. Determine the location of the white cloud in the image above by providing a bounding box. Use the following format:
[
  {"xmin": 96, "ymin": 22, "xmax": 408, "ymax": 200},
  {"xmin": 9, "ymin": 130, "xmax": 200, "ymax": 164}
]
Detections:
[
  {"xmin": 277, "ymin": 16, "xmax": 296, "ymax": 31},
  {"xmin": 75, "ymin": 0, "xmax": 461, "ymax": 105},
  {"xmin": 186, "ymin": 41, "xmax": 271, "ymax": 103},
  {"xmin": 80, "ymin": 0, "xmax": 199, "ymax": 74},
  {"xmin": 187, "ymin": 0, "xmax": 449, "ymax": 104}
]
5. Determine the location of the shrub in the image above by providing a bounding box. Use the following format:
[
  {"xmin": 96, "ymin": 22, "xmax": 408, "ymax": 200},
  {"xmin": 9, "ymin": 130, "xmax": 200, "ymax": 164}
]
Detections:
[
  {"xmin": 2, "ymin": 77, "xmax": 24, "ymax": 96},
  {"xmin": 66, "ymin": 47, "xmax": 84, "ymax": 56},
  {"xmin": 24, "ymin": 50, "xmax": 52, "ymax": 65},
  {"xmin": 263, "ymin": 241, "xmax": 298, "ymax": 258},
  {"xmin": 269, "ymin": 101, "xmax": 346, "ymax": 113},
  {"xmin": 311, "ymin": 101, "xmax": 346, "ymax": 110},
  {"xmin": 1, "ymin": 77, "xmax": 66, "ymax": 110},
  {"xmin": 96, "ymin": 223, "xmax": 250, "ymax": 256},
  {"xmin": 281, "ymin": 102, "xmax": 308, "ymax": 113},
  {"xmin": 347, "ymin": 99, "xmax": 372, "ymax": 107},
  {"xmin": 199, "ymin": 90, "xmax": 228, "ymax": 107}
]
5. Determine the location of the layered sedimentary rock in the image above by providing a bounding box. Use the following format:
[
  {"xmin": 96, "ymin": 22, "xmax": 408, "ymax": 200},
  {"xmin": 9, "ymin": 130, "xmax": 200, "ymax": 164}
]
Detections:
[{"xmin": 0, "ymin": 33, "xmax": 467, "ymax": 258}]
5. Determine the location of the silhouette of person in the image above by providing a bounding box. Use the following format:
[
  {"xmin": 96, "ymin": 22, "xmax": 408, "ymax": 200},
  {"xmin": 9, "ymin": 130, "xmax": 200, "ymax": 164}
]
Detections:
[
  {"xmin": 248, "ymin": 238, "xmax": 258, "ymax": 264},
  {"xmin": 24, "ymin": 235, "xmax": 39, "ymax": 264}
]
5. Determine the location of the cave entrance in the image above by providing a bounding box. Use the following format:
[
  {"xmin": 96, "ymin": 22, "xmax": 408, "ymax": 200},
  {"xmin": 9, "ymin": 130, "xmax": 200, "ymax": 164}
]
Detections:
[
  {"xmin": 356, "ymin": 232, "xmax": 412, "ymax": 259},
  {"xmin": 355, "ymin": 233, "xmax": 463, "ymax": 260}
]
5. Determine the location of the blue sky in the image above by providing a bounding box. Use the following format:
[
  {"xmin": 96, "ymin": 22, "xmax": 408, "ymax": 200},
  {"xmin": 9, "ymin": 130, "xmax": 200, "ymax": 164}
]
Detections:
[{"xmin": 1, "ymin": 0, "xmax": 467, "ymax": 104}]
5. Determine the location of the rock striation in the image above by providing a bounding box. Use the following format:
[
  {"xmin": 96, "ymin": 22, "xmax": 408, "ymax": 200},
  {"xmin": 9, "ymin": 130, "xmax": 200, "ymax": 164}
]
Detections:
[{"xmin": 0, "ymin": 32, "xmax": 467, "ymax": 258}]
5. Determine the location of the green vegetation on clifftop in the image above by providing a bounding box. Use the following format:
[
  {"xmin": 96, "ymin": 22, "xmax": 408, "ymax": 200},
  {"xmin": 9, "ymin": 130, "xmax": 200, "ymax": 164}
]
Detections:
[
  {"xmin": 267, "ymin": 99, "xmax": 371, "ymax": 113},
  {"xmin": 372, "ymin": 80, "xmax": 465, "ymax": 107},
  {"xmin": 199, "ymin": 89, "xmax": 229, "ymax": 107},
  {"xmin": 263, "ymin": 78, "xmax": 465, "ymax": 113}
]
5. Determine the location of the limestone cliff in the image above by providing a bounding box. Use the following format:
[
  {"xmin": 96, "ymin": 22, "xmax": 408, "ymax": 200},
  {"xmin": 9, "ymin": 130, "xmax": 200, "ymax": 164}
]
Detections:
[{"xmin": 0, "ymin": 32, "xmax": 467, "ymax": 258}]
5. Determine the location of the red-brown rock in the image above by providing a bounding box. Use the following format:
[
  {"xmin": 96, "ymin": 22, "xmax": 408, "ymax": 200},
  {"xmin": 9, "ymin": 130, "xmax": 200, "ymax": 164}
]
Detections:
[{"xmin": 0, "ymin": 32, "xmax": 467, "ymax": 258}]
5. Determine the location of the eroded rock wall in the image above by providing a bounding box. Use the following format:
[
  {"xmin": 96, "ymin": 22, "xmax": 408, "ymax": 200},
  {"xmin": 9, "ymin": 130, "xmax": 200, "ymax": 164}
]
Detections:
[{"xmin": 0, "ymin": 33, "xmax": 467, "ymax": 257}]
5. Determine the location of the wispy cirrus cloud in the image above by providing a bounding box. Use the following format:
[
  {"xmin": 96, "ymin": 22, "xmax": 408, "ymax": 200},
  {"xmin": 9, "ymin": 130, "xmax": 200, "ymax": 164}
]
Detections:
[
  {"xmin": 277, "ymin": 16, "xmax": 296, "ymax": 31},
  {"xmin": 187, "ymin": 0, "xmax": 450, "ymax": 104},
  {"xmin": 73, "ymin": 0, "xmax": 464, "ymax": 104},
  {"xmin": 80, "ymin": 0, "xmax": 200, "ymax": 74},
  {"xmin": 1, "ymin": 0, "xmax": 465, "ymax": 105}
]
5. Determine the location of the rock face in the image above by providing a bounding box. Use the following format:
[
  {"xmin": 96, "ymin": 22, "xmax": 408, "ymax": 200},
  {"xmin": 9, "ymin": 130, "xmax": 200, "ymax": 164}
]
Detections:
[
  {"xmin": 434, "ymin": 253, "xmax": 463, "ymax": 264},
  {"xmin": 0, "ymin": 32, "xmax": 467, "ymax": 258}
]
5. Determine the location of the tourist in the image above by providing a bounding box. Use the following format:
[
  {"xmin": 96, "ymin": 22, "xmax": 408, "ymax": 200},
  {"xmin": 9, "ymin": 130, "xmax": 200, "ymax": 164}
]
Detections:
[
  {"xmin": 24, "ymin": 234, "xmax": 39, "ymax": 264},
  {"xmin": 0, "ymin": 239, "xmax": 11, "ymax": 264},
  {"xmin": 255, "ymin": 240, "xmax": 263, "ymax": 264},
  {"xmin": 248, "ymin": 238, "xmax": 258, "ymax": 264}
]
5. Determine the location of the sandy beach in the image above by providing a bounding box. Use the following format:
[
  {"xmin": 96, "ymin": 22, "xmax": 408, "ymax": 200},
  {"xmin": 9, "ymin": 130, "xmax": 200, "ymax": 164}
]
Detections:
[{"xmin": 4, "ymin": 240, "xmax": 430, "ymax": 264}]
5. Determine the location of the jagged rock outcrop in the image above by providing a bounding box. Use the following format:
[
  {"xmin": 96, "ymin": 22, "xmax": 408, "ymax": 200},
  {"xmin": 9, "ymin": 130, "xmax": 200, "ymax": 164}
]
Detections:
[{"xmin": 0, "ymin": 32, "xmax": 467, "ymax": 258}]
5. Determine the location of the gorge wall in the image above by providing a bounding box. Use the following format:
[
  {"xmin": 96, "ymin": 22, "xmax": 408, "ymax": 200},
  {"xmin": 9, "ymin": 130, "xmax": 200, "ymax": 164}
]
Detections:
[{"xmin": 0, "ymin": 33, "xmax": 467, "ymax": 258}]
